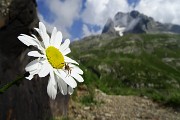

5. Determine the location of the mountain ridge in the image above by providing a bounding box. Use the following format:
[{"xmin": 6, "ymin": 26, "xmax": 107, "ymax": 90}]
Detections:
[{"xmin": 102, "ymin": 10, "xmax": 180, "ymax": 35}]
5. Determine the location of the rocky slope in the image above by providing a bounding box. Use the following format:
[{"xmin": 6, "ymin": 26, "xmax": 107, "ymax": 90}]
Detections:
[
  {"xmin": 68, "ymin": 89, "xmax": 180, "ymax": 120},
  {"xmin": 70, "ymin": 33, "xmax": 180, "ymax": 108},
  {"xmin": 102, "ymin": 10, "xmax": 180, "ymax": 34}
]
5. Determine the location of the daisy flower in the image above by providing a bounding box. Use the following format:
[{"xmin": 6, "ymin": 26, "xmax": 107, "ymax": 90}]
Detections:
[{"xmin": 18, "ymin": 22, "xmax": 84, "ymax": 99}]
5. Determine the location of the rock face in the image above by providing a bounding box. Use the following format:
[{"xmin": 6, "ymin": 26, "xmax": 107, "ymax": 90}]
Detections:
[
  {"xmin": 0, "ymin": 0, "xmax": 68, "ymax": 120},
  {"xmin": 102, "ymin": 10, "xmax": 180, "ymax": 34},
  {"xmin": 102, "ymin": 18, "xmax": 115, "ymax": 35}
]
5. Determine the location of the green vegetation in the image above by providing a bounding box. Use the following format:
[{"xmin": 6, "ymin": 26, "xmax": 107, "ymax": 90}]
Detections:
[
  {"xmin": 80, "ymin": 95, "xmax": 97, "ymax": 106},
  {"xmin": 70, "ymin": 34, "xmax": 180, "ymax": 107}
]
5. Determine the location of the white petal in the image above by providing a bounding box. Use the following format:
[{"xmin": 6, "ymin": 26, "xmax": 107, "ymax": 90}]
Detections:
[
  {"xmin": 47, "ymin": 81, "xmax": 57, "ymax": 99},
  {"xmin": 55, "ymin": 74, "xmax": 67, "ymax": 95},
  {"xmin": 38, "ymin": 62, "xmax": 50, "ymax": 77},
  {"xmin": 39, "ymin": 22, "xmax": 50, "ymax": 48},
  {"xmin": 62, "ymin": 48, "xmax": 71, "ymax": 55},
  {"xmin": 59, "ymin": 39, "xmax": 70, "ymax": 52},
  {"xmin": 25, "ymin": 59, "xmax": 39, "ymax": 72},
  {"xmin": 34, "ymin": 28, "xmax": 40, "ymax": 33},
  {"xmin": 18, "ymin": 35, "xmax": 32, "ymax": 46},
  {"xmin": 28, "ymin": 51, "xmax": 44, "ymax": 57},
  {"xmin": 69, "ymin": 64, "xmax": 83, "ymax": 75},
  {"xmin": 34, "ymin": 27, "xmax": 46, "ymax": 48},
  {"xmin": 39, "ymin": 22, "xmax": 46, "ymax": 33},
  {"xmin": 25, "ymin": 74, "xmax": 33, "ymax": 80},
  {"xmin": 50, "ymin": 70, "xmax": 56, "ymax": 85},
  {"xmin": 25, "ymin": 58, "xmax": 50, "ymax": 79},
  {"xmin": 52, "ymin": 31, "xmax": 62, "ymax": 48},
  {"xmin": 50, "ymin": 27, "xmax": 57, "ymax": 45},
  {"xmin": 29, "ymin": 68, "xmax": 40, "ymax": 76},
  {"xmin": 25, "ymin": 64, "xmax": 41, "ymax": 80},
  {"xmin": 71, "ymin": 71, "xmax": 84, "ymax": 82},
  {"xmin": 55, "ymin": 70, "xmax": 77, "ymax": 88},
  {"xmin": 47, "ymin": 72, "xmax": 57, "ymax": 99},
  {"xmin": 31, "ymin": 34, "xmax": 45, "ymax": 50},
  {"xmin": 74, "ymin": 67, "xmax": 83, "ymax": 75},
  {"xmin": 18, "ymin": 34, "xmax": 42, "ymax": 50},
  {"xmin": 64, "ymin": 56, "xmax": 79, "ymax": 65},
  {"xmin": 26, "ymin": 68, "xmax": 41, "ymax": 80},
  {"xmin": 68, "ymin": 86, "xmax": 74, "ymax": 95},
  {"xmin": 23, "ymin": 34, "xmax": 42, "ymax": 46}
]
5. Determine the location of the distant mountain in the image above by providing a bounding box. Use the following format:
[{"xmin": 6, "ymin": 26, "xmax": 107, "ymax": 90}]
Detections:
[{"xmin": 102, "ymin": 10, "xmax": 180, "ymax": 34}]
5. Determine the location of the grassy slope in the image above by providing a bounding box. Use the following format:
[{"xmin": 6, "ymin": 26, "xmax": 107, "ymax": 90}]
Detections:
[{"xmin": 70, "ymin": 34, "xmax": 180, "ymax": 107}]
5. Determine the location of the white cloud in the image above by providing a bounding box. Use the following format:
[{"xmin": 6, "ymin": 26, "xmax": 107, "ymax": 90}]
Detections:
[
  {"xmin": 82, "ymin": 24, "xmax": 92, "ymax": 37},
  {"xmin": 135, "ymin": 0, "xmax": 180, "ymax": 25},
  {"xmin": 81, "ymin": 0, "xmax": 180, "ymax": 36},
  {"xmin": 81, "ymin": 0, "xmax": 131, "ymax": 27},
  {"xmin": 38, "ymin": 0, "xmax": 180, "ymax": 40},
  {"xmin": 80, "ymin": 0, "xmax": 133, "ymax": 38},
  {"xmin": 38, "ymin": 13, "xmax": 54, "ymax": 32},
  {"xmin": 82, "ymin": 24, "xmax": 101, "ymax": 37},
  {"xmin": 38, "ymin": 0, "xmax": 82, "ymax": 38}
]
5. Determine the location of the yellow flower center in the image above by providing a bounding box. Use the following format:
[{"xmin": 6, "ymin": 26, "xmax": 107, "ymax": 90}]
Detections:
[{"xmin": 46, "ymin": 46, "xmax": 65, "ymax": 69}]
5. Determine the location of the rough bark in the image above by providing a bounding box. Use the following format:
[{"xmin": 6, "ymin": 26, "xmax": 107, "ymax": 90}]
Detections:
[{"xmin": 0, "ymin": 0, "xmax": 68, "ymax": 119}]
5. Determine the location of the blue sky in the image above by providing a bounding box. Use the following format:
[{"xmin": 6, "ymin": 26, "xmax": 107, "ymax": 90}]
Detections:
[
  {"xmin": 128, "ymin": 0, "xmax": 139, "ymax": 6},
  {"xmin": 37, "ymin": 0, "xmax": 180, "ymax": 40}
]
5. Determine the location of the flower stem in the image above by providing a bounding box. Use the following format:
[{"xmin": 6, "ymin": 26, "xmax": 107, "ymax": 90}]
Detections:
[
  {"xmin": 63, "ymin": 94, "xmax": 69, "ymax": 117},
  {"xmin": 0, "ymin": 72, "xmax": 29, "ymax": 94}
]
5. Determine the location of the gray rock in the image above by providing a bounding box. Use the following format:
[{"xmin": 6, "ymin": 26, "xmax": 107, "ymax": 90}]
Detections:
[{"xmin": 102, "ymin": 10, "xmax": 180, "ymax": 34}]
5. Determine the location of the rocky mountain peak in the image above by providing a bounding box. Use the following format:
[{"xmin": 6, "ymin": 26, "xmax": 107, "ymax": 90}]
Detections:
[
  {"xmin": 102, "ymin": 10, "xmax": 180, "ymax": 35},
  {"xmin": 130, "ymin": 10, "xmax": 140, "ymax": 18},
  {"xmin": 102, "ymin": 18, "xmax": 114, "ymax": 34}
]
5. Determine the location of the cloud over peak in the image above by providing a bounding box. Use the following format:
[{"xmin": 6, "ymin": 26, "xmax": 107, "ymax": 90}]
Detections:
[
  {"xmin": 81, "ymin": 0, "xmax": 131, "ymax": 27},
  {"xmin": 37, "ymin": 0, "xmax": 180, "ymax": 39},
  {"xmin": 135, "ymin": 0, "xmax": 180, "ymax": 25}
]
